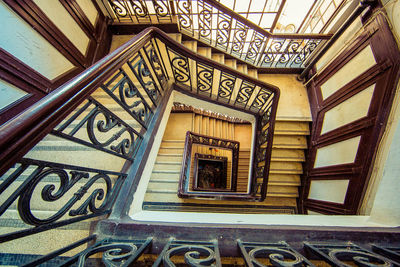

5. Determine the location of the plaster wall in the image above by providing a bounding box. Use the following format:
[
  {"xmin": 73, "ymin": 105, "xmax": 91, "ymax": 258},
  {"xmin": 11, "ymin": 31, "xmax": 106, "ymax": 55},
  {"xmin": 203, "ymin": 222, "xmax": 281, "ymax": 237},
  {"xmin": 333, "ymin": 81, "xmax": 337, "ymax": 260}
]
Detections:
[
  {"xmin": 0, "ymin": 78, "xmax": 28, "ymax": 111},
  {"xmin": 0, "ymin": 2, "xmax": 74, "ymax": 80},
  {"xmin": 33, "ymin": 0, "xmax": 90, "ymax": 56},
  {"xmin": 76, "ymin": 0, "xmax": 99, "ymax": 26}
]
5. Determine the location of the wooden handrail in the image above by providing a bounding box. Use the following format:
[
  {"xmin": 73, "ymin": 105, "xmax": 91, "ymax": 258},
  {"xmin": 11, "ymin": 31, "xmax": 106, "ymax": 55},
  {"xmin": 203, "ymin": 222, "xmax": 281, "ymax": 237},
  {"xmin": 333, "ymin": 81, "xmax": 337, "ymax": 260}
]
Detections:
[{"xmin": 0, "ymin": 27, "xmax": 280, "ymax": 177}]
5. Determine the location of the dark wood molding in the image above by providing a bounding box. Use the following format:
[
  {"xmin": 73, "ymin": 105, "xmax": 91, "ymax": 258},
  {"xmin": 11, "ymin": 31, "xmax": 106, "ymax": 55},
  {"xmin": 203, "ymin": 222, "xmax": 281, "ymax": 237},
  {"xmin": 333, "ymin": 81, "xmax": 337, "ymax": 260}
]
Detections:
[
  {"xmin": 110, "ymin": 23, "xmax": 179, "ymax": 35},
  {"xmin": 0, "ymin": 68, "xmax": 45, "ymax": 126},
  {"xmin": 302, "ymin": 13, "xmax": 400, "ymax": 214},
  {"xmin": 59, "ymin": 0, "xmax": 97, "ymax": 39},
  {"xmin": 59, "ymin": 0, "xmax": 112, "ymax": 65},
  {"xmin": 92, "ymin": 16, "xmax": 112, "ymax": 64},
  {"xmin": 0, "ymin": 48, "xmax": 51, "ymax": 94}
]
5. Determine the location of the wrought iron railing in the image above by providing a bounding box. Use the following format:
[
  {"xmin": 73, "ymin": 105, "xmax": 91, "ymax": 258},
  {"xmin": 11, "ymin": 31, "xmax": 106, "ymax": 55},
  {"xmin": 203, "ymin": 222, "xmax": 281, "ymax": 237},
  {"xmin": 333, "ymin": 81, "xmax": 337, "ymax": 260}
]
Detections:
[
  {"xmin": 0, "ymin": 27, "xmax": 279, "ymax": 264},
  {"xmin": 99, "ymin": 0, "xmax": 175, "ymax": 24},
  {"xmin": 12, "ymin": 236, "xmax": 400, "ymax": 266},
  {"xmin": 99, "ymin": 0, "xmax": 332, "ymax": 69}
]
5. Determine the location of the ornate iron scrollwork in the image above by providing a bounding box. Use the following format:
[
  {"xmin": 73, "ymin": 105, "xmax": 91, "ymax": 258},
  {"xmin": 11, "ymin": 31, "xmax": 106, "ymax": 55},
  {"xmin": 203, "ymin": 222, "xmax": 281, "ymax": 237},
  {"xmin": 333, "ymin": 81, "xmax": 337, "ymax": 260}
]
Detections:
[
  {"xmin": 154, "ymin": 238, "xmax": 221, "ymax": 266},
  {"xmin": 217, "ymin": 72, "xmax": 236, "ymax": 102},
  {"xmin": 197, "ymin": 63, "xmax": 214, "ymax": 96},
  {"xmin": 274, "ymin": 40, "xmax": 302, "ymax": 68},
  {"xmin": 245, "ymin": 32, "xmax": 265, "ymax": 65},
  {"xmin": 109, "ymin": 0, "xmax": 128, "ymax": 18},
  {"xmin": 129, "ymin": 53, "xmax": 162, "ymax": 106},
  {"xmin": 250, "ymin": 89, "xmax": 272, "ymax": 112},
  {"xmin": 198, "ymin": 0, "xmax": 213, "ymax": 43},
  {"xmin": 238, "ymin": 240, "xmax": 315, "ymax": 267},
  {"xmin": 152, "ymin": 0, "xmax": 171, "ymax": 19},
  {"xmin": 167, "ymin": 47, "xmax": 191, "ymax": 87},
  {"xmin": 216, "ymin": 13, "xmax": 232, "ymax": 51},
  {"xmin": 108, "ymin": 0, "xmax": 150, "ymax": 23},
  {"xmin": 372, "ymin": 245, "xmax": 400, "ymax": 263},
  {"xmin": 235, "ymin": 81, "xmax": 256, "ymax": 108},
  {"xmin": 144, "ymin": 41, "xmax": 168, "ymax": 88},
  {"xmin": 100, "ymin": 69, "xmax": 153, "ymax": 129},
  {"xmin": 291, "ymin": 39, "xmax": 320, "ymax": 68},
  {"xmin": 231, "ymin": 21, "xmax": 249, "ymax": 58},
  {"xmin": 261, "ymin": 39, "xmax": 285, "ymax": 68},
  {"xmin": 5, "ymin": 158, "xmax": 126, "ymax": 226},
  {"xmin": 59, "ymin": 237, "xmax": 152, "ymax": 266},
  {"xmin": 304, "ymin": 242, "xmax": 397, "ymax": 267},
  {"xmin": 52, "ymin": 97, "xmax": 142, "ymax": 160},
  {"xmin": 176, "ymin": 0, "xmax": 193, "ymax": 35}
]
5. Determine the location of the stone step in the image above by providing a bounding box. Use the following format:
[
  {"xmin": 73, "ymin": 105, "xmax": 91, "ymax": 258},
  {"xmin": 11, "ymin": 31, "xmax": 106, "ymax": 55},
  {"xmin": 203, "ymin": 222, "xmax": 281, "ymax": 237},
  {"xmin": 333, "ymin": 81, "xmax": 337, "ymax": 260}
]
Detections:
[
  {"xmin": 225, "ymin": 59, "xmax": 237, "ymax": 69},
  {"xmin": 236, "ymin": 64, "xmax": 248, "ymax": 74},
  {"xmin": 197, "ymin": 47, "xmax": 212, "ymax": 58},
  {"xmin": 181, "ymin": 40, "xmax": 197, "ymax": 52},
  {"xmin": 145, "ymin": 183, "xmax": 297, "ymax": 199},
  {"xmin": 211, "ymin": 53, "xmax": 225, "ymax": 64},
  {"xmin": 274, "ymin": 121, "xmax": 310, "ymax": 136},
  {"xmin": 267, "ymin": 185, "xmax": 299, "ymax": 197},
  {"xmin": 247, "ymin": 69, "xmax": 258, "ymax": 79},
  {"xmin": 268, "ymin": 174, "xmax": 301, "ymax": 186},
  {"xmin": 156, "ymin": 147, "xmax": 304, "ymax": 163},
  {"xmin": 167, "ymin": 33, "xmax": 182, "ymax": 43},
  {"xmin": 271, "ymin": 148, "xmax": 305, "ymax": 162},
  {"xmin": 272, "ymin": 135, "xmax": 307, "ymax": 149},
  {"xmin": 147, "ymin": 180, "xmax": 179, "ymax": 192},
  {"xmin": 153, "ymin": 162, "xmax": 181, "ymax": 171},
  {"xmin": 151, "ymin": 171, "xmax": 181, "ymax": 180},
  {"xmin": 269, "ymin": 161, "xmax": 303, "ymax": 174}
]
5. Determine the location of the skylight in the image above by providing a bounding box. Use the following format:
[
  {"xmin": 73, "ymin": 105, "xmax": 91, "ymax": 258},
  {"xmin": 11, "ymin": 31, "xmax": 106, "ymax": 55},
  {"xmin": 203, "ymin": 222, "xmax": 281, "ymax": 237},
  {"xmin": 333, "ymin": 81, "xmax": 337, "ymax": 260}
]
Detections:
[{"xmin": 217, "ymin": 0, "xmax": 345, "ymax": 33}]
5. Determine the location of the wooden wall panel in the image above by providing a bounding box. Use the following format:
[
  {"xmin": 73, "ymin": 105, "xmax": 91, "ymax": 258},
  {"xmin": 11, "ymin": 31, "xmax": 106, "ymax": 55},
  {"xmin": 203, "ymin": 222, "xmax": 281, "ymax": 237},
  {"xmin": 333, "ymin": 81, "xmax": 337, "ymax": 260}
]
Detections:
[
  {"xmin": 0, "ymin": 0, "xmax": 111, "ymax": 125},
  {"xmin": 302, "ymin": 14, "xmax": 400, "ymax": 214}
]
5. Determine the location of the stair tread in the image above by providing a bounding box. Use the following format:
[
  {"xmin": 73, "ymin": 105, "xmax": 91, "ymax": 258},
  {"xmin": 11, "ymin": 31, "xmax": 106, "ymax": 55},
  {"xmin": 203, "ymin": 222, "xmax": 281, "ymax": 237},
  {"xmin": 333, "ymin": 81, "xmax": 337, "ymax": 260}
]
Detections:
[{"xmin": 181, "ymin": 40, "xmax": 197, "ymax": 52}]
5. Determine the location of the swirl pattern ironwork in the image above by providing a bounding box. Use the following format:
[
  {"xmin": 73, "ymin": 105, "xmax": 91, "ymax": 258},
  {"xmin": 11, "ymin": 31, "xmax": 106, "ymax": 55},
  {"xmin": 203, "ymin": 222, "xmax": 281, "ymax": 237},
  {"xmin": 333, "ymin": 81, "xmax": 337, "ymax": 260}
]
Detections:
[
  {"xmin": 164, "ymin": 245, "xmax": 217, "ymax": 266},
  {"xmin": 177, "ymin": 0, "xmax": 193, "ymax": 33},
  {"xmin": 145, "ymin": 42, "xmax": 167, "ymax": 87},
  {"xmin": 197, "ymin": 63, "xmax": 213, "ymax": 95},
  {"xmin": 239, "ymin": 241, "xmax": 315, "ymax": 267},
  {"xmin": 235, "ymin": 81, "xmax": 256, "ymax": 107},
  {"xmin": 87, "ymin": 106, "xmax": 136, "ymax": 157},
  {"xmin": 131, "ymin": 0, "xmax": 148, "ymax": 18},
  {"xmin": 157, "ymin": 239, "xmax": 221, "ymax": 267},
  {"xmin": 216, "ymin": 13, "xmax": 232, "ymax": 51},
  {"xmin": 231, "ymin": 21, "xmax": 249, "ymax": 57},
  {"xmin": 245, "ymin": 32, "xmax": 265, "ymax": 64},
  {"xmin": 52, "ymin": 98, "xmax": 141, "ymax": 160},
  {"xmin": 12, "ymin": 159, "xmax": 126, "ymax": 226},
  {"xmin": 168, "ymin": 48, "xmax": 191, "ymax": 85},
  {"xmin": 250, "ymin": 89, "xmax": 272, "ymax": 111},
  {"xmin": 198, "ymin": 0, "xmax": 213, "ymax": 42},
  {"xmin": 129, "ymin": 54, "xmax": 161, "ymax": 106},
  {"xmin": 152, "ymin": 0, "xmax": 169, "ymax": 18},
  {"xmin": 329, "ymin": 249, "xmax": 393, "ymax": 267},
  {"xmin": 217, "ymin": 73, "xmax": 235, "ymax": 101},
  {"xmin": 110, "ymin": 1, "xmax": 128, "ymax": 17},
  {"xmin": 304, "ymin": 242, "xmax": 396, "ymax": 267}
]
